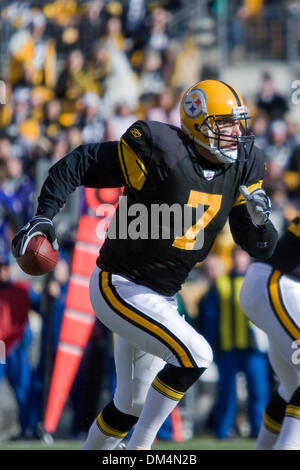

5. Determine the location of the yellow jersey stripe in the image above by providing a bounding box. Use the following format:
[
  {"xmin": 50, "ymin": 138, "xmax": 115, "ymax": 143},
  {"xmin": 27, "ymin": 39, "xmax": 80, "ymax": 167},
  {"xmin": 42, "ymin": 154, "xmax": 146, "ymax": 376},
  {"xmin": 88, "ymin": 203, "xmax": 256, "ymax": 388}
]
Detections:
[
  {"xmin": 268, "ymin": 270, "xmax": 300, "ymax": 340},
  {"xmin": 263, "ymin": 410, "xmax": 282, "ymax": 434},
  {"xmin": 118, "ymin": 138, "xmax": 147, "ymax": 190},
  {"xmin": 285, "ymin": 404, "xmax": 300, "ymax": 420},
  {"xmin": 117, "ymin": 141, "xmax": 130, "ymax": 186},
  {"xmin": 96, "ymin": 412, "xmax": 128, "ymax": 438},
  {"xmin": 233, "ymin": 180, "xmax": 263, "ymax": 207},
  {"xmin": 100, "ymin": 271, "xmax": 195, "ymax": 368},
  {"xmin": 152, "ymin": 377, "xmax": 184, "ymax": 401}
]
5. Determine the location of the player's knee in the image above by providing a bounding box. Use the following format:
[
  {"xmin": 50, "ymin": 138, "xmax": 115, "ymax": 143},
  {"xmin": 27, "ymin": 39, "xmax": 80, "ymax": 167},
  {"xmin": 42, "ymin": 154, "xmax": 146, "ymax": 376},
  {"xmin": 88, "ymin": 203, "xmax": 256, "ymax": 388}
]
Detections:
[
  {"xmin": 189, "ymin": 332, "xmax": 213, "ymax": 368},
  {"xmin": 99, "ymin": 400, "xmax": 138, "ymax": 434},
  {"xmin": 264, "ymin": 388, "xmax": 287, "ymax": 432},
  {"xmin": 156, "ymin": 363, "xmax": 207, "ymax": 396}
]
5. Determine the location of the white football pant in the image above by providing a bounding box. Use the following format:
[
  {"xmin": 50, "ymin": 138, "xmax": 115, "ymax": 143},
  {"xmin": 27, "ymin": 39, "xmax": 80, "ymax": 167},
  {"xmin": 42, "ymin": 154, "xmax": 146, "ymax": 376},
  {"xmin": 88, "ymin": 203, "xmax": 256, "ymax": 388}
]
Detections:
[
  {"xmin": 240, "ymin": 262, "xmax": 300, "ymax": 401},
  {"xmin": 89, "ymin": 266, "xmax": 213, "ymax": 416}
]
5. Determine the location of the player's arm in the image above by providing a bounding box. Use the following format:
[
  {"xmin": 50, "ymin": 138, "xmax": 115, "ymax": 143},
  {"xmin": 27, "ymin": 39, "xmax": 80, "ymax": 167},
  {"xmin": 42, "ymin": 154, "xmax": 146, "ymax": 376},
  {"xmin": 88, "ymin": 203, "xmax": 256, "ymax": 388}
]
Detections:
[
  {"xmin": 36, "ymin": 120, "xmax": 152, "ymax": 219},
  {"xmin": 229, "ymin": 201, "xmax": 277, "ymax": 260},
  {"xmin": 12, "ymin": 121, "xmax": 152, "ymax": 257},
  {"xmin": 229, "ymin": 147, "xmax": 278, "ymax": 260},
  {"xmin": 36, "ymin": 141, "xmax": 125, "ymax": 220}
]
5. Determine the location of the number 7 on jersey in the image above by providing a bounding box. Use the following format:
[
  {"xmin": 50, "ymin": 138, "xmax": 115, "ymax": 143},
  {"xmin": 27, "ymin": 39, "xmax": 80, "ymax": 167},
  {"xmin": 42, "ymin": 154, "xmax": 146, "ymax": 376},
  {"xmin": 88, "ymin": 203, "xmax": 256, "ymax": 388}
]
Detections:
[{"xmin": 172, "ymin": 191, "xmax": 222, "ymax": 251}]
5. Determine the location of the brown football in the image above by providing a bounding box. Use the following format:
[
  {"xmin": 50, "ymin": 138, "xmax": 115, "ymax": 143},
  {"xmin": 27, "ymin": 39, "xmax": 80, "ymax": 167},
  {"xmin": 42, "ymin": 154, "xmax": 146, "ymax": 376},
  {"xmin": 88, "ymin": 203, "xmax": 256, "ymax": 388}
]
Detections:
[{"xmin": 16, "ymin": 235, "xmax": 59, "ymax": 276}]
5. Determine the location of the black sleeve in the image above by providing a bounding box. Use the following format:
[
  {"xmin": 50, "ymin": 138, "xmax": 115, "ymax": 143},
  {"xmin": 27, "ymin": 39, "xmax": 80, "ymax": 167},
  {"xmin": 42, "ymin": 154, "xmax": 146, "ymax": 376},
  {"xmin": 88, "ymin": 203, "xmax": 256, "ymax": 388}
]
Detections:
[
  {"xmin": 36, "ymin": 141, "xmax": 125, "ymax": 220},
  {"xmin": 229, "ymin": 203, "xmax": 278, "ymax": 260}
]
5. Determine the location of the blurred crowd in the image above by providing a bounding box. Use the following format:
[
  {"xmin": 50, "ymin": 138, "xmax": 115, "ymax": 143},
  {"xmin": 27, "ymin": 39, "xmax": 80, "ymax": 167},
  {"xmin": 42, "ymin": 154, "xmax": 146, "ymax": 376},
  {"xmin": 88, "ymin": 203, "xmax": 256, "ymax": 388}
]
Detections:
[{"xmin": 0, "ymin": 0, "xmax": 300, "ymax": 442}]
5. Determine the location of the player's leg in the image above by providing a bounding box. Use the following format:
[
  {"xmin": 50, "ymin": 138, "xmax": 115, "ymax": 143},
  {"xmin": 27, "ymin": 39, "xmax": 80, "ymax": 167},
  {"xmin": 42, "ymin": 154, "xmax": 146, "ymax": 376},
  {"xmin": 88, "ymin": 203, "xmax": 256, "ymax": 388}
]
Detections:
[
  {"xmin": 87, "ymin": 267, "xmax": 213, "ymax": 450},
  {"xmin": 241, "ymin": 264, "xmax": 300, "ymax": 448},
  {"xmin": 274, "ymin": 385, "xmax": 300, "ymax": 450},
  {"xmin": 257, "ymin": 338, "xmax": 300, "ymax": 450},
  {"xmin": 268, "ymin": 340, "xmax": 300, "ymax": 450},
  {"xmin": 256, "ymin": 387, "xmax": 287, "ymax": 450},
  {"xmin": 83, "ymin": 335, "xmax": 164, "ymax": 450}
]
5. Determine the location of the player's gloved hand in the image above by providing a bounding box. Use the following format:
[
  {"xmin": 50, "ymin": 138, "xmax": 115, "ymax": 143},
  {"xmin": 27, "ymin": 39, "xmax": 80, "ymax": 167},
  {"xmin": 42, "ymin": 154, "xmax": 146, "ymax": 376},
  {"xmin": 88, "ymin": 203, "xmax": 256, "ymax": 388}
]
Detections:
[
  {"xmin": 239, "ymin": 185, "xmax": 271, "ymax": 226},
  {"xmin": 11, "ymin": 216, "xmax": 58, "ymax": 258}
]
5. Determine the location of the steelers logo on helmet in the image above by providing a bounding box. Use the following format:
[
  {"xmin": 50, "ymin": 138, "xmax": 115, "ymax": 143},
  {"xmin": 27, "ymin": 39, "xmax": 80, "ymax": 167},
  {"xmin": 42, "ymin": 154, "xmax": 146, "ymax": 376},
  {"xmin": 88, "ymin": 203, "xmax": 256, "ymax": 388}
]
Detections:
[{"xmin": 183, "ymin": 89, "xmax": 206, "ymax": 118}]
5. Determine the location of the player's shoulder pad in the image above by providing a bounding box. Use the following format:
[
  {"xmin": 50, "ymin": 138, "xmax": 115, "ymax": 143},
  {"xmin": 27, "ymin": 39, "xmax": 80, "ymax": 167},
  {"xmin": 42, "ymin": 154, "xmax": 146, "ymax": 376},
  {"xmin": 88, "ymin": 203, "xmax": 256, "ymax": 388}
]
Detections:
[
  {"xmin": 146, "ymin": 120, "xmax": 188, "ymax": 168},
  {"xmin": 121, "ymin": 120, "xmax": 152, "ymax": 159}
]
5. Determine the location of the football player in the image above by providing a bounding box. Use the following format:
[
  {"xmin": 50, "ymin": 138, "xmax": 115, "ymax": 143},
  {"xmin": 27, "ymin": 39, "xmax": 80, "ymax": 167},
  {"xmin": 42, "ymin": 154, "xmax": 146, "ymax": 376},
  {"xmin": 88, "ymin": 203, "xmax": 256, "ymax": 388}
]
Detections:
[
  {"xmin": 240, "ymin": 212, "xmax": 300, "ymax": 450},
  {"xmin": 12, "ymin": 80, "xmax": 278, "ymax": 450}
]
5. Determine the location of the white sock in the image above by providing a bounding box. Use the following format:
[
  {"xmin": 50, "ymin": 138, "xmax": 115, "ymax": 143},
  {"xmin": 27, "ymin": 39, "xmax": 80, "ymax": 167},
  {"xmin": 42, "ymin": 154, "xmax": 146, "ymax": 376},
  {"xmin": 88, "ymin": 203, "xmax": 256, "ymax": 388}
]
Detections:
[
  {"xmin": 82, "ymin": 419, "xmax": 124, "ymax": 450},
  {"xmin": 126, "ymin": 381, "xmax": 183, "ymax": 450},
  {"xmin": 274, "ymin": 415, "xmax": 300, "ymax": 450},
  {"xmin": 256, "ymin": 423, "xmax": 279, "ymax": 450}
]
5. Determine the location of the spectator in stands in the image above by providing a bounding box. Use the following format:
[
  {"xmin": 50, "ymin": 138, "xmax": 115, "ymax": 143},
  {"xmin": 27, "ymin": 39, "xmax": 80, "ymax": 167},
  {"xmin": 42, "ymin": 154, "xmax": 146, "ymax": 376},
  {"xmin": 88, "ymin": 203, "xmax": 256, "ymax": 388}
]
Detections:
[
  {"xmin": 79, "ymin": 92, "xmax": 106, "ymax": 144},
  {"xmin": 0, "ymin": 256, "xmax": 34, "ymax": 439},
  {"xmin": 256, "ymin": 72, "xmax": 288, "ymax": 120},
  {"xmin": 43, "ymin": 98, "xmax": 63, "ymax": 141},
  {"xmin": 140, "ymin": 48, "xmax": 165, "ymax": 95},
  {"xmin": 106, "ymin": 101, "xmax": 138, "ymax": 141},
  {"xmin": 56, "ymin": 49, "xmax": 88, "ymax": 101},
  {"xmin": 250, "ymin": 115, "xmax": 268, "ymax": 150},
  {"xmin": 3, "ymin": 156, "xmax": 35, "ymax": 226},
  {"xmin": 264, "ymin": 119, "xmax": 293, "ymax": 171},
  {"xmin": 146, "ymin": 87, "xmax": 180, "ymax": 127},
  {"xmin": 196, "ymin": 247, "xmax": 270, "ymax": 439},
  {"xmin": 147, "ymin": 6, "xmax": 172, "ymax": 54},
  {"xmin": 0, "ymin": 184, "xmax": 21, "ymax": 258}
]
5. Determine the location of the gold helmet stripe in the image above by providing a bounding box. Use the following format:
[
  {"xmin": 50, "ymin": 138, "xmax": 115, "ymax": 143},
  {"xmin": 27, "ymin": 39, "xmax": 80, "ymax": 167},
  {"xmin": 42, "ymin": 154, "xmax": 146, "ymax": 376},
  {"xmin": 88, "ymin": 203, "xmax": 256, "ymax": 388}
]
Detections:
[{"xmin": 219, "ymin": 80, "xmax": 242, "ymax": 107}]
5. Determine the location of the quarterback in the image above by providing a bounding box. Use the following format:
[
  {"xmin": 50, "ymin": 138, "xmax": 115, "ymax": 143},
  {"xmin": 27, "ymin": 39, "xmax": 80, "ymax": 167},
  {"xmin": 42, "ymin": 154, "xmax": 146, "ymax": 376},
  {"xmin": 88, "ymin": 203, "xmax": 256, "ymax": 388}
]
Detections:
[
  {"xmin": 12, "ymin": 80, "xmax": 278, "ymax": 450},
  {"xmin": 241, "ymin": 212, "xmax": 300, "ymax": 450}
]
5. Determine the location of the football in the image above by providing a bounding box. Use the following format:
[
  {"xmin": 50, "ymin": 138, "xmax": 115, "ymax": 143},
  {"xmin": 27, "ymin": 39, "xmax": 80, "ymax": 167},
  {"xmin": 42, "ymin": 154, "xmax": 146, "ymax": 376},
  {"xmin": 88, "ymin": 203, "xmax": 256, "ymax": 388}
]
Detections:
[{"xmin": 16, "ymin": 235, "xmax": 59, "ymax": 276}]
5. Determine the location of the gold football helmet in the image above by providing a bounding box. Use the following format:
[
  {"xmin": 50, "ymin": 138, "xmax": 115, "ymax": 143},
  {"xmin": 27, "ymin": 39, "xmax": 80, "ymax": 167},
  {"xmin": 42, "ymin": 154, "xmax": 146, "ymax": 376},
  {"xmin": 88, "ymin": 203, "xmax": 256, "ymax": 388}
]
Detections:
[{"xmin": 180, "ymin": 79, "xmax": 254, "ymax": 163}]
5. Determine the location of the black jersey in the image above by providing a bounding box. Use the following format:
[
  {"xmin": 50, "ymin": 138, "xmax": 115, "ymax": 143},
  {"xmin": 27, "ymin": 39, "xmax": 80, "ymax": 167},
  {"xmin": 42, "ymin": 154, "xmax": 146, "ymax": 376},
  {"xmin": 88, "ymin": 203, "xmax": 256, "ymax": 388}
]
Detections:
[
  {"xmin": 37, "ymin": 120, "xmax": 277, "ymax": 295},
  {"xmin": 266, "ymin": 212, "xmax": 300, "ymax": 278}
]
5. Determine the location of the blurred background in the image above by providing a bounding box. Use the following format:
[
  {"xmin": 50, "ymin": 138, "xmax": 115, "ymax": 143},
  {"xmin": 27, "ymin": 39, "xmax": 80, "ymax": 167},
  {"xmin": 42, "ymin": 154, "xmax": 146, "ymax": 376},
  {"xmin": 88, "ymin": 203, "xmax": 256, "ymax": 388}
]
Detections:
[{"xmin": 1, "ymin": 0, "xmax": 300, "ymax": 446}]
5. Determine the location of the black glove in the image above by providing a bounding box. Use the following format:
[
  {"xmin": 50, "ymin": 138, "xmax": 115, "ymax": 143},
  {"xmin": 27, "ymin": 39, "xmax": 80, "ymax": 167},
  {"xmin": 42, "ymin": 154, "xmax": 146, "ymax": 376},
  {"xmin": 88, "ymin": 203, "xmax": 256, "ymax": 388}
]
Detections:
[
  {"xmin": 239, "ymin": 185, "xmax": 271, "ymax": 226},
  {"xmin": 12, "ymin": 216, "xmax": 58, "ymax": 258}
]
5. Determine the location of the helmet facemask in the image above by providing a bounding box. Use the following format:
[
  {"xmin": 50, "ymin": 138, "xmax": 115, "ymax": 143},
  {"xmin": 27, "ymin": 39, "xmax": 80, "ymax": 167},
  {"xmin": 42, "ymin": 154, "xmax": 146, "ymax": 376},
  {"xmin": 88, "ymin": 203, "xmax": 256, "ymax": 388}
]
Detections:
[{"xmin": 194, "ymin": 109, "xmax": 254, "ymax": 164}]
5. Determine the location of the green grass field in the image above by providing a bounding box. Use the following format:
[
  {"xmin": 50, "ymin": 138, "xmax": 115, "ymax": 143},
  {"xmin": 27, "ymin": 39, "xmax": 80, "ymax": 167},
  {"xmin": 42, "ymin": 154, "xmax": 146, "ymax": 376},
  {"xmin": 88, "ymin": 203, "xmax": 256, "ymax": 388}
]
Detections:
[{"xmin": 0, "ymin": 437, "xmax": 255, "ymax": 451}]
